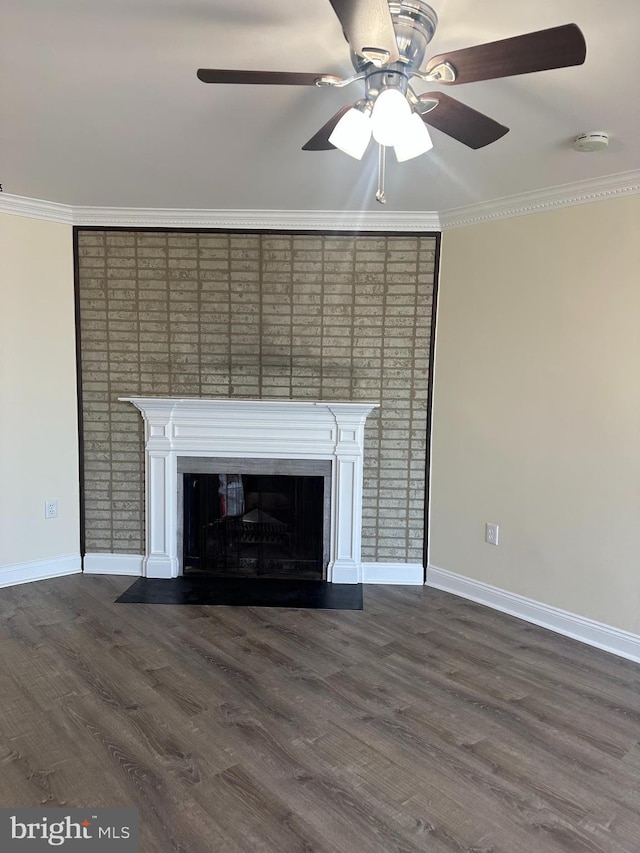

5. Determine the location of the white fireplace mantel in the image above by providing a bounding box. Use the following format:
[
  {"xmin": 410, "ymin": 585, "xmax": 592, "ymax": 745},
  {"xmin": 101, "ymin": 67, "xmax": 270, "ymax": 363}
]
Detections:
[{"xmin": 121, "ymin": 397, "xmax": 380, "ymax": 583}]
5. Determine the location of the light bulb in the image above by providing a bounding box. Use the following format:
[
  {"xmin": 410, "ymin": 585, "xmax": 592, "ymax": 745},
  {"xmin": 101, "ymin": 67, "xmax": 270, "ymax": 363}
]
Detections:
[
  {"xmin": 329, "ymin": 106, "xmax": 372, "ymax": 160},
  {"xmin": 394, "ymin": 113, "xmax": 434, "ymax": 162},
  {"xmin": 371, "ymin": 88, "xmax": 411, "ymax": 147}
]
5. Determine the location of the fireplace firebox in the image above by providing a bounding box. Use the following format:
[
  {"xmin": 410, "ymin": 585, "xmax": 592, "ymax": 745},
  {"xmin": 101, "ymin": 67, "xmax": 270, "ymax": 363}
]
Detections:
[{"xmin": 183, "ymin": 470, "xmax": 328, "ymax": 579}]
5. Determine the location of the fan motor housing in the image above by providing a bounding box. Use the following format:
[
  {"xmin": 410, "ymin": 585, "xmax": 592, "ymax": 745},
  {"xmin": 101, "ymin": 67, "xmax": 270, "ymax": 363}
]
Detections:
[{"xmin": 350, "ymin": 0, "xmax": 438, "ymax": 73}]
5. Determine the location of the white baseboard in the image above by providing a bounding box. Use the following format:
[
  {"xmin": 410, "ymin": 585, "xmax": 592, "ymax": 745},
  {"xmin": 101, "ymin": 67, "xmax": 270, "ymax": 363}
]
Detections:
[
  {"xmin": 427, "ymin": 564, "xmax": 640, "ymax": 664},
  {"xmin": 362, "ymin": 562, "xmax": 424, "ymax": 585},
  {"xmin": 0, "ymin": 553, "xmax": 82, "ymax": 589},
  {"xmin": 83, "ymin": 553, "xmax": 143, "ymax": 576},
  {"xmin": 81, "ymin": 554, "xmax": 424, "ymax": 585}
]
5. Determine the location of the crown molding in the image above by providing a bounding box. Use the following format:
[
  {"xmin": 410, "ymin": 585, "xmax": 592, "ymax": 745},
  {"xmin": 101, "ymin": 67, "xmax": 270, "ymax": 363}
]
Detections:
[
  {"xmin": 0, "ymin": 193, "xmax": 73, "ymax": 225},
  {"xmin": 439, "ymin": 169, "xmax": 640, "ymax": 230},
  {"xmin": 2, "ymin": 169, "xmax": 639, "ymax": 232},
  {"xmin": 0, "ymin": 193, "xmax": 439, "ymax": 230},
  {"xmin": 71, "ymin": 206, "xmax": 441, "ymax": 231}
]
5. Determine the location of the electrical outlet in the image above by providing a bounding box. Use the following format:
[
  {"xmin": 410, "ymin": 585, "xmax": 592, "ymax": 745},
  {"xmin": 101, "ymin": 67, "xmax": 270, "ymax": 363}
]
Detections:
[
  {"xmin": 485, "ymin": 522, "xmax": 499, "ymax": 545},
  {"xmin": 45, "ymin": 500, "xmax": 58, "ymax": 519}
]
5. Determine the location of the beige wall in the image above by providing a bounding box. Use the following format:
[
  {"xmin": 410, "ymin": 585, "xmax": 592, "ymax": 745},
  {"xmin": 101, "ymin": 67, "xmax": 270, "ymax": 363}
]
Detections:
[
  {"xmin": 0, "ymin": 213, "xmax": 79, "ymax": 567},
  {"xmin": 431, "ymin": 194, "xmax": 640, "ymax": 635}
]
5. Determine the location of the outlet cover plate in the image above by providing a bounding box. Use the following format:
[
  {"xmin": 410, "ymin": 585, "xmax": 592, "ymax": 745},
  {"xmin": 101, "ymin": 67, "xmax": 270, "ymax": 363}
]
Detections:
[{"xmin": 485, "ymin": 522, "xmax": 499, "ymax": 545}]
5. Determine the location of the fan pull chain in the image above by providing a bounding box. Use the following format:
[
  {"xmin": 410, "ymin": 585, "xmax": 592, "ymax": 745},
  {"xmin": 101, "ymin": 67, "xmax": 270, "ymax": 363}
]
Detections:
[{"xmin": 376, "ymin": 143, "xmax": 387, "ymax": 204}]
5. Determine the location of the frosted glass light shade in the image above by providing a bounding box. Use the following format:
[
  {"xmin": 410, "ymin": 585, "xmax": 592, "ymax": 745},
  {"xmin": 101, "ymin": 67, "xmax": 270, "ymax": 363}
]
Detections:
[
  {"xmin": 328, "ymin": 108, "xmax": 372, "ymax": 160},
  {"xmin": 394, "ymin": 113, "xmax": 434, "ymax": 162},
  {"xmin": 371, "ymin": 88, "xmax": 411, "ymax": 146}
]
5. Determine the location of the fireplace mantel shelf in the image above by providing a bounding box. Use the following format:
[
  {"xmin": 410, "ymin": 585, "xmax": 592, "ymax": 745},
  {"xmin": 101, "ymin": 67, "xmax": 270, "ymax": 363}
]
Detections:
[{"xmin": 121, "ymin": 397, "xmax": 380, "ymax": 583}]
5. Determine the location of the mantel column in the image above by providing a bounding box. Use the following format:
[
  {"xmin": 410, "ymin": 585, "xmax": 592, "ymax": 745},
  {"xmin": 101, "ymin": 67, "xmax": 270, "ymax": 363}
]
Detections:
[
  {"xmin": 327, "ymin": 404, "xmax": 374, "ymax": 584},
  {"xmin": 138, "ymin": 403, "xmax": 179, "ymax": 578}
]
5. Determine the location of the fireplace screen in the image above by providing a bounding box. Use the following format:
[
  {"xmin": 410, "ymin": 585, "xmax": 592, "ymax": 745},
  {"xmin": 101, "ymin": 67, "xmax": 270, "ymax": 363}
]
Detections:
[{"xmin": 183, "ymin": 472, "xmax": 327, "ymax": 579}]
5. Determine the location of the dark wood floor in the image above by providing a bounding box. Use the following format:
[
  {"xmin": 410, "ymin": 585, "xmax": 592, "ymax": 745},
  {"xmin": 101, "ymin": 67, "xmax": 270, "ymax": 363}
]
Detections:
[{"xmin": 0, "ymin": 576, "xmax": 638, "ymax": 852}]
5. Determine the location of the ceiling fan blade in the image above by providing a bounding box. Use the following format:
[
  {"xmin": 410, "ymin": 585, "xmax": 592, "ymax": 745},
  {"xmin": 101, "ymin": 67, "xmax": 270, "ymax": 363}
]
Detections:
[
  {"xmin": 425, "ymin": 23, "xmax": 586, "ymax": 85},
  {"xmin": 302, "ymin": 105, "xmax": 355, "ymax": 150},
  {"xmin": 419, "ymin": 93, "xmax": 509, "ymax": 149},
  {"xmin": 328, "ymin": 0, "xmax": 400, "ymax": 64},
  {"xmin": 197, "ymin": 69, "xmax": 336, "ymax": 85}
]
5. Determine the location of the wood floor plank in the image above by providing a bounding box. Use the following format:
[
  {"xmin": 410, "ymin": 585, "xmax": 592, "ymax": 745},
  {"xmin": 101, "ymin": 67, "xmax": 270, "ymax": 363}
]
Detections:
[
  {"xmin": 0, "ymin": 743, "xmax": 69, "ymax": 807},
  {"xmin": 0, "ymin": 574, "xmax": 638, "ymax": 852},
  {"xmin": 425, "ymin": 588, "xmax": 640, "ymax": 686},
  {"xmin": 56, "ymin": 695, "xmax": 238, "ymax": 851},
  {"xmin": 194, "ymin": 763, "xmax": 347, "ymax": 853},
  {"xmin": 372, "ymin": 648, "xmax": 640, "ymax": 812}
]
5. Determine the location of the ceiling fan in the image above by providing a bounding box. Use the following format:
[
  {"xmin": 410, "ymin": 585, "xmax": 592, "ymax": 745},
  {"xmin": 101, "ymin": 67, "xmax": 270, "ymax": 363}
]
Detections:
[{"xmin": 197, "ymin": 0, "xmax": 586, "ymax": 202}]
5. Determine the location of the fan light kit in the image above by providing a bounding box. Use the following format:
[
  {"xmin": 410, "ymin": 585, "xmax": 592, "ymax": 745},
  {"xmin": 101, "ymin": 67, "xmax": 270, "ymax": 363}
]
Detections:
[{"xmin": 198, "ymin": 0, "xmax": 587, "ymax": 204}]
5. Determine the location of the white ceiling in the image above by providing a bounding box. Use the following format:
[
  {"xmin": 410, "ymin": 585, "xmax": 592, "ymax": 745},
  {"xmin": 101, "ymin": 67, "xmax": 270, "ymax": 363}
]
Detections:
[{"xmin": 2, "ymin": 0, "xmax": 639, "ymax": 213}]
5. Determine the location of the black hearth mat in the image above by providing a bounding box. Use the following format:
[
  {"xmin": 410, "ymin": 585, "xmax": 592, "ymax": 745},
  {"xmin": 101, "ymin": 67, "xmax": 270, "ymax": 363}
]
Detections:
[{"xmin": 116, "ymin": 576, "xmax": 363, "ymax": 610}]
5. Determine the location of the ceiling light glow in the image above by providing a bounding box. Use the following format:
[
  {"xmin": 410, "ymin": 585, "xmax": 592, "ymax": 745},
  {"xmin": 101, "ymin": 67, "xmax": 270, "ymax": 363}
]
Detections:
[
  {"xmin": 371, "ymin": 88, "xmax": 411, "ymax": 146},
  {"xmin": 394, "ymin": 113, "xmax": 433, "ymax": 162},
  {"xmin": 329, "ymin": 106, "xmax": 372, "ymax": 160}
]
